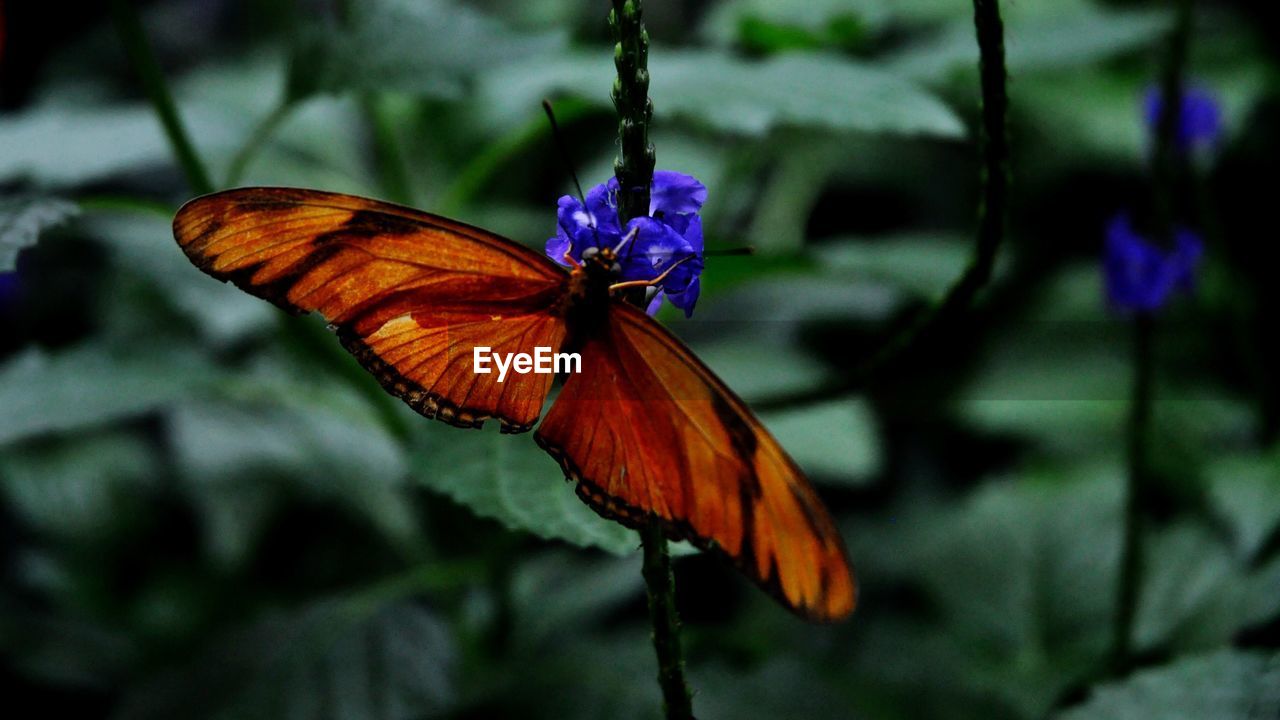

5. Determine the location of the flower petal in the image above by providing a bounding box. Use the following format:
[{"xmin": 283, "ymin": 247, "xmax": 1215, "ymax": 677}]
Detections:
[
  {"xmin": 619, "ymin": 216, "xmax": 691, "ymax": 284},
  {"xmin": 664, "ymin": 277, "xmax": 701, "ymax": 318},
  {"xmin": 1144, "ymin": 85, "xmax": 1223, "ymax": 152},
  {"xmin": 1103, "ymin": 214, "xmax": 1202, "ymax": 312},
  {"xmin": 645, "ymin": 288, "xmax": 665, "ymax": 316},
  {"xmin": 650, "ymin": 170, "xmax": 707, "ymax": 216}
]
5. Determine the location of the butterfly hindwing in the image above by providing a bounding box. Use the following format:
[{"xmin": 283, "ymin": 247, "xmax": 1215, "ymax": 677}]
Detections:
[
  {"xmin": 534, "ymin": 301, "xmax": 856, "ymax": 621},
  {"xmin": 173, "ymin": 187, "xmax": 569, "ymax": 432}
]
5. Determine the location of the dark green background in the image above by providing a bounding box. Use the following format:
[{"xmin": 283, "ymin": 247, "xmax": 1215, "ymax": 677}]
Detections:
[{"xmin": 2, "ymin": 1, "xmax": 1278, "ymax": 718}]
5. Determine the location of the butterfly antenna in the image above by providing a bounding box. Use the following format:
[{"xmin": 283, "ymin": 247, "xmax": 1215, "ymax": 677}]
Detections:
[
  {"xmin": 608, "ymin": 254, "xmax": 698, "ymax": 293},
  {"xmin": 542, "ymin": 100, "xmax": 586, "ymax": 205},
  {"xmin": 704, "ymin": 246, "xmax": 755, "ymax": 258}
]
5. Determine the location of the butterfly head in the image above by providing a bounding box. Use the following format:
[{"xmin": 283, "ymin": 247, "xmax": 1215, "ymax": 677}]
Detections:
[{"xmin": 579, "ymin": 245, "xmax": 623, "ymax": 278}]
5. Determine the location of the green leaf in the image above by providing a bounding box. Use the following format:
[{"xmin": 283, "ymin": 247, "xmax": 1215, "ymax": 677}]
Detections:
[
  {"xmin": 1056, "ymin": 650, "xmax": 1280, "ymax": 720},
  {"xmin": 818, "ymin": 232, "xmax": 981, "ymax": 300},
  {"xmin": 1016, "ymin": 62, "xmax": 1267, "ymax": 167},
  {"xmin": 116, "ymin": 589, "xmax": 455, "ymax": 720},
  {"xmin": 760, "ymin": 399, "xmax": 880, "ymax": 484},
  {"xmin": 0, "ymin": 58, "xmax": 370, "ymax": 190},
  {"xmin": 479, "ymin": 49, "xmax": 964, "ymax": 138},
  {"xmin": 680, "ymin": 274, "xmax": 897, "ymax": 400},
  {"xmin": 291, "ymin": 0, "xmax": 564, "ymax": 100},
  {"xmin": 410, "ymin": 425, "xmax": 639, "ymax": 555},
  {"xmin": 498, "ymin": 629, "xmax": 662, "ymax": 720},
  {"xmin": 0, "ymin": 432, "xmax": 157, "ymax": 541},
  {"xmin": 168, "ymin": 369, "xmax": 416, "ymax": 564},
  {"xmin": 0, "ymin": 104, "xmax": 192, "ymax": 186},
  {"xmin": 1206, "ymin": 450, "xmax": 1280, "ymax": 562},
  {"xmin": 850, "ymin": 468, "xmax": 1123, "ymax": 718},
  {"xmin": 692, "ymin": 657, "xmax": 852, "ymax": 720},
  {"xmin": 1134, "ymin": 523, "xmax": 1262, "ymax": 653},
  {"xmin": 744, "ymin": 134, "xmax": 846, "ymax": 254},
  {"xmin": 0, "ymin": 196, "xmax": 80, "ymax": 270},
  {"xmin": 85, "ymin": 211, "xmax": 277, "ymax": 345},
  {"xmin": 886, "ymin": 2, "xmax": 1172, "ymax": 82},
  {"xmin": 700, "ymin": 0, "xmax": 969, "ymax": 48},
  {"xmin": 509, "ymin": 551, "xmax": 644, "ymax": 651},
  {"xmin": 0, "ymin": 342, "xmax": 218, "ymax": 446},
  {"xmin": 955, "ymin": 264, "xmax": 1252, "ymax": 459}
]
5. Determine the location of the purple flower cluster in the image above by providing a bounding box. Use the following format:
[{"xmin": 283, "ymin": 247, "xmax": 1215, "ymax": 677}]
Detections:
[
  {"xmin": 1101, "ymin": 85, "xmax": 1220, "ymax": 313},
  {"xmin": 1103, "ymin": 215, "xmax": 1203, "ymax": 312},
  {"xmin": 547, "ymin": 171, "xmax": 706, "ymax": 317},
  {"xmin": 1143, "ymin": 86, "xmax": 1223, "ymax": 153}
]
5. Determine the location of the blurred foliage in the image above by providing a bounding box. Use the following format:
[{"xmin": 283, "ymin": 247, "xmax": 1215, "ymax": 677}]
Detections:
[{"xmin": 1, "ymin": 0, "xmax": 1278, "ymax": 718}]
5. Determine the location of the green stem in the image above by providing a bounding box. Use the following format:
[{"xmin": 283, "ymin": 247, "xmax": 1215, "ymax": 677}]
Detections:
[
  {"xmin": 754, "ymin": 0, "xmax": 1009, "ymax": 412},
  {"xmin": 279, "ymin": 317, "xmax": 414, "ymax": 444},
  {"xmin": 609, "ymin": 2, "xmax": 692, "ymax": 716},
  {"xmin": 225, "ymin": 99, "xmax": 296, "ymax": 187},
  {"xmin": 441, "ymin": 99, "xmax": 591, "ymax": 215},
  {"xmin": 364, "ymin": 94, "xmax": 416, "ymax": 206},
  {"xmin": 1113, "ymin": 314, "xmax": 1154, "ymax": 673},
  {"xmin": 641, "ymin": 521, "xmax": 695, "ymax": 720},
  {"xmin": 110, "ymin": 0, "xmax": 214, "ymax": 196},
  {"xmin": 1150, "ymin": 0, "xmax": 1194, "ymax": 242},
  {"xmin": 610, "ymin": 0, "xmax": 656, "ymax": 225},
  {"xmin": 1112, "ymin": 0, "xmax": 1194, "ymax": 676}
]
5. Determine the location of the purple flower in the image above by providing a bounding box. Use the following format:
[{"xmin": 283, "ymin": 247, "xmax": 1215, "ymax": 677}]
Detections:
[
  {"xmin": 547, "ymin": 170, "xmax": 707, "ymax": 317},
  {"xmin": 0, "ymin": 272, "xmax": 20, "ymax": 309},
  {"xmin": 1103, "ymin": 214, "xmax": 1203, "ymax": 312},
  {"xmin": 1143, "ymin": 85, "xmax": 1223, "ymax": 153}
]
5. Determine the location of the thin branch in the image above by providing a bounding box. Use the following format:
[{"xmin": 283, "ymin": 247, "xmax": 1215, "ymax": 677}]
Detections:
[
  {"xmin": 609, "ymin": 1, "xmax": 695, "ymax": 716},
  {"xmin": 1112, "ymin": 0, "xmax": 1195, "ymax": 675},
  {"xmin": 610, "ymin": 0, "xmax": 656, "ymax": 225},
  {"xmin": 364, "ymin": 94, "xmax": 416, "ymax": 206},
  {"xmin": 110, "ymin": 0, "xmax": 214, "ymax": 196},
  {"xmin": 1113, "ymin": 314, "xmax": 1154, "ymax": 673},
  {"xmin": 641, "ymin": 521, "xmax": 695, "ymax": 720},
  {"xmin": 225, "ymin": 99, "xmax": 296, "ymax": 187},
  {"xmin": 755, "ymin": 0, "xmax": 1009, "ymax": 412}
]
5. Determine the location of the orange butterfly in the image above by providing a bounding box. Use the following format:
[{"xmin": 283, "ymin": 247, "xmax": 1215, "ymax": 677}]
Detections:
[{"xmin": 172, "ymin": 187, "xmax": 856, "ymax": 621}]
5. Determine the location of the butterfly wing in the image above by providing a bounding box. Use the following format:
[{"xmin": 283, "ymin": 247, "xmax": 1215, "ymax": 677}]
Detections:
[
  {"xmin": 534, "ymin": 301, "xmax": 856, "ymax": 621},
  {"xmin": 173, "ymin": 187, "xmax": 568, "ymax": 432}
]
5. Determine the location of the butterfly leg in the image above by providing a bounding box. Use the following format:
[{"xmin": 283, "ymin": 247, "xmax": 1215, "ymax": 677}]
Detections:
[
  {"xmin": 608, "ymin": 254, "xmax": 697, "ymax": 293},
  {"xmin": 612, "ymin": 225, "xmax": 641, "ymax": 255}
]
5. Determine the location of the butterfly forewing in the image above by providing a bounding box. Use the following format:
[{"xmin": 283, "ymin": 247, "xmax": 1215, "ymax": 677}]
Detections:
[
  {"xmin": 535, "ymin": 300, "xmax": 857, "ymax": 621},
  {"xmin": 173, "ymin": 188, "xmax": 569, "ymax": 431}
]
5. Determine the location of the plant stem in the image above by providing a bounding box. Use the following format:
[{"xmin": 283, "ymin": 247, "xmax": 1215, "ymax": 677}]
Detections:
[
  {"xmin": 755, "ymin": 0, "xmax": 1009, "ymax": 413},
  {"xmin": 609, "ymin": 0, "xmax": 656, "ymax": 225},
  {"xmin": 225, "ymin": 99, "xmax": 296, "ymax": 187},
  {"xmin": 364, "ymin": 94, "xmax": 416, "ymax": 206},
  {"xmin": 1150, "ymin": 0, "xmax": 1194, "ymax": 242},
  {"xmin": 1113, "ymin": 0, "xmax": 1194, "ymax": 676},
  {"xmin": 1113, "ymin": 314, "xmax": 1154, "ymax": 673},
  {"xmin": 441, "ymin": 99, "xmax": 591, "ymax": 215},
  {"xmin": 109, "ymin": 0, "xmax": 214, "ymax": 196},
  {"xmin": 641, "ymin": 521, "xmax": 694, "ymax": 720},
  {"xmin": 609, "ymin": 3, "xmax": 693, "ymax": 716}
]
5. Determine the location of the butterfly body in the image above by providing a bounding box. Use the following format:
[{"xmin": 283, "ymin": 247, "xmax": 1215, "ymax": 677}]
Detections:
[
  {"xmin": 173, "ymin": 187, "xmax": 856, "ymax": 621},
  {"xmin": 558, "ymin": 249, "xmax": 619, "ymax": 343}
]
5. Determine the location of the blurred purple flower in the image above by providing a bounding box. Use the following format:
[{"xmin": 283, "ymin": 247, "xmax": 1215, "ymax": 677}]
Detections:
[
  {"xmin": 547, "ymin": 170, "xmax": 706, "ymax": 317},
  {"xmin": 1103, "ymin": 214, "xmax": 1203, "ymax": 312},
  {"xmin": 0, "ymin": 272, "xmax": 21, "ymax": 311},
  {"xmin": 1143, "ymin": 85, "xmax": 1223, "ymax": 153}
]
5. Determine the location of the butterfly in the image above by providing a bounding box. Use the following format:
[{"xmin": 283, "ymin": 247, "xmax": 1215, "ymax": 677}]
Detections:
[{"xmin": 172, "ymin": 187, "xmax": 856, "ymax": 621}]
